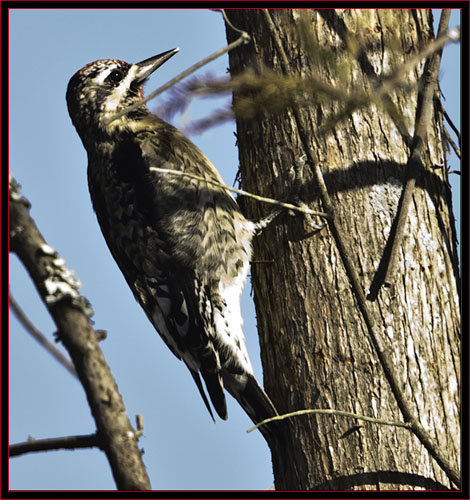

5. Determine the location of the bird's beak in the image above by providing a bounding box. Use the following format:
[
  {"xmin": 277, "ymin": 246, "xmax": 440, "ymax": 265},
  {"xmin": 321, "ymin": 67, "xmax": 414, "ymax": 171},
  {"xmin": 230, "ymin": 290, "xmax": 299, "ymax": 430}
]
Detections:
[{"xmin": 135, "ymin": 48, "xmax": 179, "ymax": 83}]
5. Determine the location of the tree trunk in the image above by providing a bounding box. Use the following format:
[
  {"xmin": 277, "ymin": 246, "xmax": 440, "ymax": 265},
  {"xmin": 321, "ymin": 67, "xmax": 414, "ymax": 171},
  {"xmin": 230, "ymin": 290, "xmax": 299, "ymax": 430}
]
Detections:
[{"xmin": 225, "ymin": 9, "xmax": 460, "ymax": 490}]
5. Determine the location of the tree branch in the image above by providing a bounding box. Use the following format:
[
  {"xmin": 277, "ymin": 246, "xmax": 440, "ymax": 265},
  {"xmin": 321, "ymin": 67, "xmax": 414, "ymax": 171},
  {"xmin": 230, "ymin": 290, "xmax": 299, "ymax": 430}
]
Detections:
[
  {"xmin": 247, "ymin": 408, "xmax": 412, "ymax": 434},
  {"xmin": 9, "ymin": 292, "xmax": 78, "ymax": 379},
  {"xmin": 148, "ymin": 166, "xmax": 328, "ymax": 219},
  {"xmin": 436, "ymin": 95, "xmax": 461, "ymax": 160},
  {"xmin": 9, "ymin": 433, "xmax": 101, "ymax": 458},
  {"xmin": 9, "ymin": 176, "xmax": 151, "ymax": 491},
  {"xmin": 443, "ymin": 126, "xmax": 461, "ymax": 160},
  {"xmin": 156, "ymin": 20, "xmax": 458, "ymax": 138},
  {"xmin": 383, "ymin": 9, "xmax": 452, "ymax": 287},
  {"xmin": 437, "ymin": 98, "xmax": 461, "ymax": 146}
]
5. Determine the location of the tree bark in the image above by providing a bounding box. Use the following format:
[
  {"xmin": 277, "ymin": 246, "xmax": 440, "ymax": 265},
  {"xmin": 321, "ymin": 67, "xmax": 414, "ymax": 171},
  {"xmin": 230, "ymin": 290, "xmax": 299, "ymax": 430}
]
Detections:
[{"xmin": 225, "ymin": 9, "xmax": 460, "ymax": 491}]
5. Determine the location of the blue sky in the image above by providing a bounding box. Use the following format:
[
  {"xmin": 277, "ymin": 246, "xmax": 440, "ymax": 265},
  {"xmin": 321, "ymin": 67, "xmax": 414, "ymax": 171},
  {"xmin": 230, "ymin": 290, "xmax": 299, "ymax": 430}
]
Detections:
[{"xmin": 9, "ymin": 9, "xmax": 460, "ymax": 491}]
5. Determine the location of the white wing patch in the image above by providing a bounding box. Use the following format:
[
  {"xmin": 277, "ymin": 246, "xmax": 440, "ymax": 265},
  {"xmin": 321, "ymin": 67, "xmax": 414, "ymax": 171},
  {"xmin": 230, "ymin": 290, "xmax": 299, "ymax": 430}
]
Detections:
[{"xmin": 214, "ymin": 259, "xmax": 253, "ymax": 375}]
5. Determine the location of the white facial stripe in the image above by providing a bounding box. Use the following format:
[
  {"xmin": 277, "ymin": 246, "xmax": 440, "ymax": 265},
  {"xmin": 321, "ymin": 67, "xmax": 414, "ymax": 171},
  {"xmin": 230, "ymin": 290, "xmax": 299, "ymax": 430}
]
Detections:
[
  {"xmin": 94, "ymin": 65, "xmax": 119, "ymax": 85},
  {"xmin": 100, "ymin": 65, "xmax": 139, "ymax": 113}
]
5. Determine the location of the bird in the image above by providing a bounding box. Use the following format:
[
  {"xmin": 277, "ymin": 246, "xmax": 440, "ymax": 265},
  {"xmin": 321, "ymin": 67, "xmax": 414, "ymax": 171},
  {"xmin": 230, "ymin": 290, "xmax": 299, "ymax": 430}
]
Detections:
[{"xmin": 66, "ymin": 49, "xmax": 279, "ymax": 442}]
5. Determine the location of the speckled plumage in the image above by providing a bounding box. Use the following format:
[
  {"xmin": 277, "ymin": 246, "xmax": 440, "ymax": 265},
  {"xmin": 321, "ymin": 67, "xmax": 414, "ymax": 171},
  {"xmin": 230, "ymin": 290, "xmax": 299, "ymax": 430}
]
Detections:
[{"xmin": 66, "ymin": 50, "xmax": 278, "ymax": 437}]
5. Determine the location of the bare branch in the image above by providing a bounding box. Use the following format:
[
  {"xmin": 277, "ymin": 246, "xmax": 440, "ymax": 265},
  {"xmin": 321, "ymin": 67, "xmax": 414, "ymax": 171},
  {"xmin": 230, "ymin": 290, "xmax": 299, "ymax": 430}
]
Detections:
[
  {"xmin": 247, "ymin": 408, "xmax": 412, "ymax": 434},
  {"xmin": 436, "ymin": 98, "xmax": 461, "ymax": 146},
  {"xmin": 383, "ymin": 9, "xmax": 452, "ymax": 287},
  {"xmin": 435, "ymin": 97, "xmax": 461, "ymax": 159},
  {"xmin": 9, "ymin": 292, "xmax": 78, "ymax": 379},
  {"xmin": 443, "ymin": 126, "xmax": 461, "ymax": 159},
  {"xmin": 148, "ymin": 166, "xmax": 328, "ymax": 219},
  {"xmin": 9, "ymin": 176, "xmax": 151, "ymax": 491},
  {"xmin": 155, "ymin": 21, "xmax": 459, "ymax": 138},
  {"xmin": 9, "ymin": 433, "xmax": 101, "ymax": 457}
]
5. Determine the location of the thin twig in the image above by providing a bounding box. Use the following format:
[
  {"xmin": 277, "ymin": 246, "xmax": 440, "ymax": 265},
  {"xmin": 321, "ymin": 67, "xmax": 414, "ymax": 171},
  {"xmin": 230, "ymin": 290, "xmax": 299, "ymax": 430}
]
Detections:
[
  {"xmin": 443, "ymin": 126, "xmax": 461, "ymax": 159},
  {"xmin": 221, "ymin": 8, "xmax": 246, "ymax": 36},
  {"xmin": 9, "ymin": 292, "xmax": 78, "ymax": 379},
  {"xmin": 262, "ymin": 8, "xmax": 460, "ymax": 488},
  {"xmin": 106, "ymin": 15, "xmax": 250, "ymax": 125},
  {"xmin": 155, "ymin": 22, "xmax": 459, "ymax": 139},
  {"xmin": 134, "ymin": 414, "xmax": 145, "ymax": 439},
  {"xmin": 9, "ymin": 433, "xmax": 101, "ymax": 457},
  {"xmin": 247, "ymin": 408, "xmax": 412, "ymax": 433},
  {"xmin": 437, "ymin": 99, "xmax": 461, "ymax": 146},
  {"xmin": 148, "ymin": 167, "xmax": 328, "ymax": 218},
  {"xmin": 383, "ymin": 9, "xmax": 451, "ymax": 286}
]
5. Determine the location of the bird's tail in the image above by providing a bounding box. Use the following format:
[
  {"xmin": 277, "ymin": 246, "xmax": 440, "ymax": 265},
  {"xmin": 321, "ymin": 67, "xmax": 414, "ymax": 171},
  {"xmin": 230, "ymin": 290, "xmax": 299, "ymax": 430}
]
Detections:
[{"xmin": 225, "ymin": 373, "xmax": 281, "ymax": 445}]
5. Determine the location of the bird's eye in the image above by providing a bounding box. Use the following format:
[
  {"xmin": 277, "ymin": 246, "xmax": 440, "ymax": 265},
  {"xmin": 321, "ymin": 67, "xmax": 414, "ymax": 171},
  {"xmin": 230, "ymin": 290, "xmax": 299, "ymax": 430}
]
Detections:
[{"xmin": 105, "ymin": 69, "xmax": 124, "ymax": 86}]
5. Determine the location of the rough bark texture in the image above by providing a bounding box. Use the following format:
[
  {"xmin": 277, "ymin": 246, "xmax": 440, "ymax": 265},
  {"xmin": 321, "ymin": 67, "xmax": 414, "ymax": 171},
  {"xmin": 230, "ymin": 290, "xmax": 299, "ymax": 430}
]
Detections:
[
  {"xmin": 225, "ymin": 9, "xmax": 460, "ymax": 491},
  {"xmin": 9, "ymin": 178, "xmax": 152, "ymax": 491}
]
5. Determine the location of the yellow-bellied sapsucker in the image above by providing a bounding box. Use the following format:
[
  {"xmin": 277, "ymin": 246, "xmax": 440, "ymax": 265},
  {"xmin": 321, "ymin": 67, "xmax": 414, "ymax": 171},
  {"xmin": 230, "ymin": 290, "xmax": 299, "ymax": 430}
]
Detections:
[{"xmin": 66, "ymin": 49, "xmax": 278, "ymax": 440}]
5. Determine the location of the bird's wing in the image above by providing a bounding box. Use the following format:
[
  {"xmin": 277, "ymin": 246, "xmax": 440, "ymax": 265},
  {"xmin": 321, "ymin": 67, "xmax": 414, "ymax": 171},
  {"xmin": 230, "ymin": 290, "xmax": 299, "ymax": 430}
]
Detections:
[{"xmin": 88, "ymin": 125, "xmax": 231, "ymax": 420}]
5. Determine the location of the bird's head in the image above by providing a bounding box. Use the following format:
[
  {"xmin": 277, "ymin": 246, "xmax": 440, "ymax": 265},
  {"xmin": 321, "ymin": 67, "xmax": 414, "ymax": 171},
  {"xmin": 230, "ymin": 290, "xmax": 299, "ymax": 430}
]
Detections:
[{"xmin": 66, "ymin": 48, "xmax": 179, "ymax": 142}]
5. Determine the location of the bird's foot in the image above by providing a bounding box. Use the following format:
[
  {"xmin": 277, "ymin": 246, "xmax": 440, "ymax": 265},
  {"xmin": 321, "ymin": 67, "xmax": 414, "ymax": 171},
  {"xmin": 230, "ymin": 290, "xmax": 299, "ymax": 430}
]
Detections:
[{"xmin": 253, "ymin": 155, "xmax": 326, "ymax": 235}]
